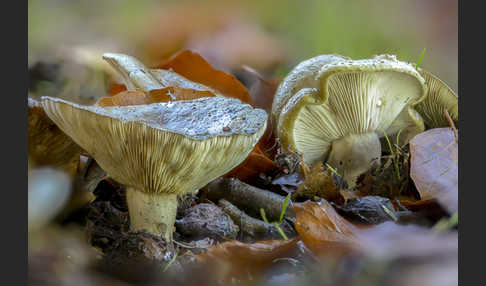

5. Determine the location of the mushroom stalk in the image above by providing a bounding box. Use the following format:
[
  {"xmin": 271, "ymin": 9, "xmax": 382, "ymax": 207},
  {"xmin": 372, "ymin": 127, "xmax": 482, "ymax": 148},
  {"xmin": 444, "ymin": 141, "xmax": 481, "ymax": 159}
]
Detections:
[
  {"xmin": 126, "ymin": 187, "xmax": 178, "ymax": 242},
  {"xmin": 327, "ymin": 132, "xmax": 381, "ymax": 187}
]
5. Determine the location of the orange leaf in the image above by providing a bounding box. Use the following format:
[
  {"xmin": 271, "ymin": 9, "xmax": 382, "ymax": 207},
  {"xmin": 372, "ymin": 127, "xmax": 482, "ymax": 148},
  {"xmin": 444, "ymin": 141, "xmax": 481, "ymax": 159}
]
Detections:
[
  {"xmin": 293, "ymin": 200, "xmax": 358, "ymax": 256},
  {"xmin": 108, "ymin": 82, "xmax": 127, "ymax": 96},
  {"xmin": 225, "ymin": 145, "xmax": 280, "ymax": 183},
  {"xmin": 96, "ymin": 90, "xmax": 150, "ymax": 107},
  {"xmin": 148, "ymin": 86, "xmax": 216, "ymax": 102},
  {"xmin": 196, "ymin": 238, "xmax": 298, "ymax": 281},
  {"xmin": 157, "ymin": 50, "xmax": 252, "ymax": 104}
]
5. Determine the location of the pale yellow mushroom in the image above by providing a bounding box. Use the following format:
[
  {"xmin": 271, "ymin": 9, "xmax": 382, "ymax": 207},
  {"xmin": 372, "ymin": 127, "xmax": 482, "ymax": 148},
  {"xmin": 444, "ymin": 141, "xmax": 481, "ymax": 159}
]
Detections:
[
  {"xmin": 41, "ymin": 96, "xmax": 267, "ymax": 241},
  {"xmin": 28, "ymin": 97, "xmax": 83, "ymax": 176},
  {"xmin": 272, "ymin": 54, "xmax": 427, "ymax": 186},
  {"xmin": 415, "ymin": 68, "xmax": 458, "ymax": 129}
]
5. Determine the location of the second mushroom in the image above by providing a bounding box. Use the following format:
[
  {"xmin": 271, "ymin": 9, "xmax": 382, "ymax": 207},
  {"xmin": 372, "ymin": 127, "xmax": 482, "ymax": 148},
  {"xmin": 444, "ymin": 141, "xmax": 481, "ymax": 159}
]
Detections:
[{"xmin": 272, "ymin": 54, "xmax": 427, "ymax": 186}]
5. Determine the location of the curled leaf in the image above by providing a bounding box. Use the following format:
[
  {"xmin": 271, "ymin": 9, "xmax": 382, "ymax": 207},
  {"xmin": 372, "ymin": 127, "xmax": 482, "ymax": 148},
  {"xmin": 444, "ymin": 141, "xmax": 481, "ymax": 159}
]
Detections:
[
  {"xmin": 410, "ymin": 128, "xmax": 458, "ymax": 213},
  {"xmin": 157, "ymin": 50, "xmax": 252, "ymax": 104}
]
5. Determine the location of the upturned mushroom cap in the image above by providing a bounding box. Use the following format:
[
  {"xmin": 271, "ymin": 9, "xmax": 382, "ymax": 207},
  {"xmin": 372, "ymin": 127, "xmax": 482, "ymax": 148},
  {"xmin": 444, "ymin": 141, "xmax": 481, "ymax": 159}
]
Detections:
[
  {"xmin": 415, "ymin": 68, "xmax": 458, "ymax": 129},
  {"xmin": 28, "ymin": 97, "xmax": 83, "ymax": 174},
  {"xmin": 272, "ymin": 54, "xmax": 427, "ymax": 169},
  {"xmin": 41, "ymin": 96, "xmax": 267, "ymax": 195},
  {"xmin": 102, "ymin": 53, "xmax": 225, "ymax": 96}
]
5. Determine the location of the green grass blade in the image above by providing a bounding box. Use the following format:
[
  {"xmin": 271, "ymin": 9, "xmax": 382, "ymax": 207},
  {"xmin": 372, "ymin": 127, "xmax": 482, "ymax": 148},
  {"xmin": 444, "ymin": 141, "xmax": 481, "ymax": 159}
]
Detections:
[
  {"xmin": 279, "ymin": 193, "xmax": 291, "ymax": 222},
  {"xmin": 260, "ymin": 208, "xmax": 269, "ymax": 224},
  {"xmin": 273, "ymin": 222, "xmax": 288, "ymax": 240},
  {"xmin": 416, "ymin": 48, "xmax": 427, "ymax": 68},
  {"xmin": 163, "ymin": 252, "xmax": 178, "ymax": 272}
]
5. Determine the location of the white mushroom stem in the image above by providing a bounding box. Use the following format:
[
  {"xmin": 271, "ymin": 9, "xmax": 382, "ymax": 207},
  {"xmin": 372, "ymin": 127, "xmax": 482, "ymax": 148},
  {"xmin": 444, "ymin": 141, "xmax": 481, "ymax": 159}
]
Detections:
[
  {"xmin": 126, "ymin": 187, "xmax": 178, "ymax": 242},
  {"xmin": 327, "ymin": 132, "xmax": 381, "ymax": 187}
]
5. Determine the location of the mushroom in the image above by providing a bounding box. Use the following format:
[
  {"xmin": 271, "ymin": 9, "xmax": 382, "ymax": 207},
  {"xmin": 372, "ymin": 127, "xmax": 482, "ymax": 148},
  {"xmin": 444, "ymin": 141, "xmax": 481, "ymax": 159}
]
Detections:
[
  {"xmin": 41, "ymin": 96, "xmax": 267, "ymax": 241},
  {"xmin": 28, "ymin": 97, "xmax": 83, "ymax": 175},
  {"xmin": 415, "ymin": 68, "xmax": 458, "ymax": 129},
  {"xmin": 272, "ymin": 54, "xmax": 426, "ymax": 186}
]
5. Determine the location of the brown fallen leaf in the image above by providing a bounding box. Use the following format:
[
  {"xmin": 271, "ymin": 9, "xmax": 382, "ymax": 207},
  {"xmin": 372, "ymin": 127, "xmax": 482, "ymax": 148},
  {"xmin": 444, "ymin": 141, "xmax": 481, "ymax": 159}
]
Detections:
[
  {"xmin": 293, "ymin": 200, "xmax": 358, "ymax": 256},
  {"xmin": 96, "ymin": 90, "xmax": 150, "ymax": 107},
  {"xmin": 224, "ymin": 145, "xmax": 280, "ymax": 183},
  {"xmin": 107, "ymin": 82, "xmax": 128, "ymax": 96},
  {"xmin": 243, "ymin": 66, "xmax": 283, "ymax": 159},
  {"xmin": 292, "ymin": 162, "xmax": 343, "ymax": 203},
  {"xmin": 196, "ymin": 238, "xmax": 299, "ymax": 282},
  {"xmin": 410, "ymin": 128, "xmax": 458, "ymax": 213},
  {"xmin": 157, "ymin": 50, "xmax": 252, "ymax": 104}
]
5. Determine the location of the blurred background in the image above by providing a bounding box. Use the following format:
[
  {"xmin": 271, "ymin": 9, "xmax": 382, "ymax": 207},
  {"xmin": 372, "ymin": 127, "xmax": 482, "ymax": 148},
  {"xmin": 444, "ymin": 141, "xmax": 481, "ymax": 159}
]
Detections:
[{"xmin": 28, "ymin": 0, "xmax": 458, "ymax": 91}]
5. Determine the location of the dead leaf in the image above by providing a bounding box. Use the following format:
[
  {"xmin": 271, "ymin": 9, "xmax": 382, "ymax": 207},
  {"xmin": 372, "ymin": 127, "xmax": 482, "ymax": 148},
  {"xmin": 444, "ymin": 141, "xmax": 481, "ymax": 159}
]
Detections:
[
  {"xmin": 293, "ymin": 200, "xmax": 358, "ymax": 256},
  {"xmin": 292, "ymin": 163, "xmax": 343, "ymax": 203},
  {"xmin": 157, "ymin": 50, "xmax": 252, "ymax": 104},
  {"xmin": 243, "ymin": 66, "xmax": 282, "ymax": 159},
  {"xmin": 196, "ymin": 238, "xmax": 299, "ymax": 281},
  {"xmin": 108, "ymin": 82, "xmax": 127, "ymax": 96},
  {"xmin": 410, "ymin": 128, "xmax": 458, "ymax": 213},
  {"xmin": 224, "ymin": 145, "xmax": 280, "ymax": 183},
  {"xmin": 148, "ymin": 86, "xmax": 216, "ymax": 101},
  {"xmin": 96, "ymin": 90, "xmax": 150, "ymax": 107}
]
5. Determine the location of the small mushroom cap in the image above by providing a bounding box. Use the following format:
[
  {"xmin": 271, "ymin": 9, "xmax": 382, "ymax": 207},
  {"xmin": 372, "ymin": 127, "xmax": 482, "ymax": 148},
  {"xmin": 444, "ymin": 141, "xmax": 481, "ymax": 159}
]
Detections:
[
  {"xmin": 41, "ymin": 96, "xmax": 267, "ymax": 195},
  {"xmin": 102, "ymin": 52, "xmax": 224, "ymax": 96},
  {"xmin": 415, "ymin": 68, "xmax": 458, "ymax": 128},
  {"xmin": 28, "ymin": 97, "xmax": 82, "ymax": 173},
  {"xmin": 272, "ymin": 54, "xmax": 350, "ymax": 124},
  {"xmin": 273, "ymin": 54, "xmax": 427, "ymax": 166}
]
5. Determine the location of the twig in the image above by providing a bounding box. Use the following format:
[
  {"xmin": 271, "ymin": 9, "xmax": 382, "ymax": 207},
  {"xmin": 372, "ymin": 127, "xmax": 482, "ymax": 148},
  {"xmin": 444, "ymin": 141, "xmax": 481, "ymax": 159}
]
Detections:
[
  {"xmin": 219, "ymin": 199, "xmax": 275, "ymax": 239},
  {"xmin": 206, "ymin": 178, "xmax": 295, "ymax": 222},
  {"xmin": 443, "ymin": 108, "xmax": 458, "ymax": 141}
]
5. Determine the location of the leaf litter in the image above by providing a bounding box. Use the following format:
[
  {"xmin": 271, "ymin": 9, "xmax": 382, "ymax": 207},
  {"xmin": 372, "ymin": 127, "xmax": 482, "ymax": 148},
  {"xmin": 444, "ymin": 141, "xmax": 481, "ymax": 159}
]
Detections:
[{"xmin": 28, "ymin": 46, "xmax": 458, "ymax": 285}]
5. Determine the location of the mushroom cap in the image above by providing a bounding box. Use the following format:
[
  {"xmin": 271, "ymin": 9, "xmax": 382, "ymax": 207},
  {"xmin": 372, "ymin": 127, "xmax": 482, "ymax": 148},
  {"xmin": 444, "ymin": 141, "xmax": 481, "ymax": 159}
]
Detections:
[
  {"xmin": 102, "ymin": 53, "xmax": 225, "ymax": 96},
  {"xmin": 415, "ymin": 68, "xmax": 458, "ymax": 128},
  {"xmin": 41, "ymin": 96, "xmax": 267, "ymax": 195},
  {"xmin": 271, "ymin": 54, "xmax": 350, "ymax": 124},
  {"xmin": 28, "ymin": 97, "xmax": 82, "ymax": 172},
  {"xmin": 272, "ymin": 54, "xmax": 427, "ymax": 166}
]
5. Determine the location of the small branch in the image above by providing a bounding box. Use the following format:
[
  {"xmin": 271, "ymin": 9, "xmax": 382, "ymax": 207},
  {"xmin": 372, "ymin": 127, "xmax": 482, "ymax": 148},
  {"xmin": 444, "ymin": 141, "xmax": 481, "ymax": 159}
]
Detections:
[
  {"xmin": 443, "ymin": 108, "xmax": 458, "ymax": 141},
  {"xmin": 206, "ymin": 178, "xmax": 295, "ymax": 222},
  {"xmin": 218, "ymin": 199, "xmax": 272, "ymax": 239}
]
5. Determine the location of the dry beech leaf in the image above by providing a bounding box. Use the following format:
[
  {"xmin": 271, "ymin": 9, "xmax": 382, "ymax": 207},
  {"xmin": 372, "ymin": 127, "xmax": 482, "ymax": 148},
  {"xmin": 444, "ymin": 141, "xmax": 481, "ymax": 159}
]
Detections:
[
  {"xmin": 293, "ymin": 200, "xmax": 358, "ymax": 256},
  {"xmin": 244, "ymin": 65, "xmax": 282, "ymax": 114},
  {"xmin": 243, "ymin": 66, "xmax": 282, "ymax": 159},
  {"xmin": 96, "ymin": 90, "xmax": 150, "ymax": 107},
  {"xmin": 410, "ymin": 128, "xmax": 458, "ymax": 213},
  {"xmin": 292, "ymin": 162, "xmax": 342, "ymax": 203},
  {"xmin": 157, "ymin": 50, "xmax": 252, "ymax": 104},
  {"xmin": 108, "ymin": 82, "xmax": 127, "ymax": 96},
  {"xmin": 224, "ymin": 145, "xmax": 280, "ymax": 183},
  {"xmin": 148, "ymin": 86, "xmax": 216, "ymax": 102},
  {"xmin": 196, "ymin": 238, "xmax": 298, "ymax": 281}
]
